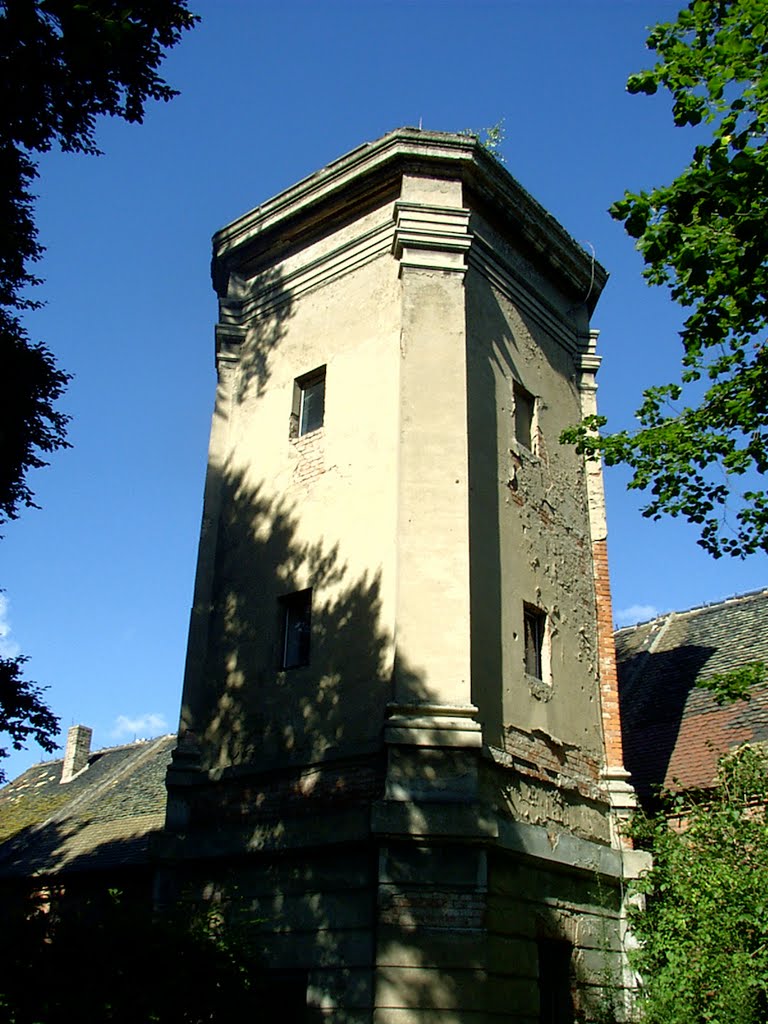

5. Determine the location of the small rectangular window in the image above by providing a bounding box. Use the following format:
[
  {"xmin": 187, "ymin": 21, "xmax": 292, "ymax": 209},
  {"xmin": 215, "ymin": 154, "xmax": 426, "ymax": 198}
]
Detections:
[
  {"xmin": 280, "ymin": 590, "xmax": 312, "ymax": 669},
  {"xmin": 514, "ymin": 381, "xmax": 535, "ymax": 451},
  {"xmin": 538, "ymin": 939, "xmax": 575, "ymax": 1024},
  {"xmin": 524, "ymin": 604, "xmax": 546, "ymax": 679},
  {"xmin": 291, "ymin": 367, "xmax": 325, "ymax": 437}
]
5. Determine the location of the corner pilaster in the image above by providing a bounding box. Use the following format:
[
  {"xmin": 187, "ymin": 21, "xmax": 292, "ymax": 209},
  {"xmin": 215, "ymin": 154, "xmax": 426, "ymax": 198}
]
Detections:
[
  {"xmin": 169, "ymin": 316, "xmax": 244, "ymax": 797},
  {"xmin": 392, "ymin": 193, "xmax": 475, "ymax": 714},
  {"xmin": 577, "ymin": 329, "xmax": 636, "ymax": 847},
  {"xmin": 392, "ymin": 200, "xmax": 471, "ymax": 275}
]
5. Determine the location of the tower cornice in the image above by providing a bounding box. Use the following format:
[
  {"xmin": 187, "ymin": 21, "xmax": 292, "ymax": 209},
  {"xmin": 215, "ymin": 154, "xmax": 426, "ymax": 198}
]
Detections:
[{"xmin": 211, "ymin": 128, "xmax": 607, "ymax": 313}]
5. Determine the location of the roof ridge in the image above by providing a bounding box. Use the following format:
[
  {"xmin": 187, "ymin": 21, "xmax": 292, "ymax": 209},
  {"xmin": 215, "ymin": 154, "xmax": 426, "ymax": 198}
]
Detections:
[
  {"xmin": 645, "ymin": 611, "xmax": 677, "ymax": 655},
  {"xmin": 88, "ymin": 733, "xmax": 176, "ymax": 759},
  {"xmin": 615, "ymin": 587, "xmax": 768, "ymax": 634},
  {"xmin": 16, "ymin": 733, "xmax": 176, "ymax": 771},
  {"xmin": 617, "ymin": 611, "xmax": 677, "ymax": 700},
  {"xmin": 13, "ymin": 734, "xmax": 173, "ymax": 839}
]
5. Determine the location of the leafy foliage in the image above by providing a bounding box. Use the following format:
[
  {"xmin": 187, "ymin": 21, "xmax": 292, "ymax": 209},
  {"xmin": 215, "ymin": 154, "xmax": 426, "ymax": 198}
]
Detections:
[
  {"xmin": 480, "ymin": 119, "xmax": 506, "ymax": 162},
  {"xmin": 0, "ymin": 655, "xmax": 59, "ymax": 783},
  {"xmin": 0, "ymin": 0, "xmax": 198, "ymax": 522},
  {"xmin": 628, "ymin": 745, "xmax": 768, "ymax": 1024},
  {"xmin": 0, "ymin": 886, "xmax": 271, "ymax": 1023},
  {"xmin": 697, "ymin": 658, "xmax": 766, "ymax": 704},
  {"xmin": 462, "ymin": 120, "xmax": 507, "ymax": 163},
  {"xmin": 562, "ymin": 0, "xmax": 768, "ymax": 558},
  {"xmin": 0, "ymin": 0, "xmax": 197, "ymax": 771},
  {"xmin": 0, "ymin": 326, "xmax": 69, "ymax": 525},
  {"xmin": 0, "ymin": 1, "xmax": 196, "ymax": 159}
]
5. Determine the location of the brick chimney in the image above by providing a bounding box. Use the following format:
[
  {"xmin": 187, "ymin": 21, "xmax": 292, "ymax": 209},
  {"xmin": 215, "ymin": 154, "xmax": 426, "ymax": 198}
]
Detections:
[{"xmin": 60, "ymin": 724, "xmax": 92, "ymax": 783}]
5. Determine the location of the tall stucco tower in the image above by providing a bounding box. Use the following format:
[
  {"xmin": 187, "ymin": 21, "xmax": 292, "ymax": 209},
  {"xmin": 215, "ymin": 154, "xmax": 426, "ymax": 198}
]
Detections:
[{"xmin": 163, "ymin": 129, "xmax": 641, "ymax": 1023}]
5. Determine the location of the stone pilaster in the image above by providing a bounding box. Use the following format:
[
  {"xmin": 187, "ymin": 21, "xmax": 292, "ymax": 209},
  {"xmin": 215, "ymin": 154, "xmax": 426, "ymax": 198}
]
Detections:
[
  {"xmin": 391, "ymin": 190, "xmax": 474, "ymax": 711},
  {"xmin": 167, "ymin": 316, "xmax": 244, "ymax": 805}
]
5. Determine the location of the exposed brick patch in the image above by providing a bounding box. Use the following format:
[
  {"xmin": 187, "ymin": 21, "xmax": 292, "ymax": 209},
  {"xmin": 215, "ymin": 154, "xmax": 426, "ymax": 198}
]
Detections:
[
  {"xmin": 290, "ymin": 429, "xmax": 325, "ymax": 486},
  {"xmin": 592, "ymin": 539, "xmax": 624, "ymax": 768},
  {"xmin": 536, "ymin": 499, "xmax": 555, "ymax": 528},
  {"xmin": 379, "ymin": 887, "xmax": 485, "ymax": 929},
  {"xmin": 506, "ymin": 478, "xmax": 525, "ymax": 506},
  {"xmin": 491, "ymin": 726, "xmax": 603, "ymax": 803}
]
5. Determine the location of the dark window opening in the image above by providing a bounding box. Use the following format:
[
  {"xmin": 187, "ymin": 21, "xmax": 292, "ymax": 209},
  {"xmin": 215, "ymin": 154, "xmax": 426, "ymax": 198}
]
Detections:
[
  {"xmin": 524, "ymin": 604, "xmax": 546, "ymax": 679},
  {"xmin": 514, "ymin": 381, "xmax": 535, "ymax": 451},
  {"xmin": 280, "ymin": 589, "xmax": 312, "ymax": 669},
  {"xmin": 291, "ymin": 367, "xmax": 326, "ymax": 437},
  {"xmin": 538, "ymin": 938, "xmax": 575, "ymax": 1024}
]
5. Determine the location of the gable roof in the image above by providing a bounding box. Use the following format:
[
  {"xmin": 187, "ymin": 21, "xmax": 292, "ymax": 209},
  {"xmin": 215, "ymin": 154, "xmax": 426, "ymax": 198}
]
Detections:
[
  {"xmin": 0, "ymin": 734, "xmax": 175, "ymax": 878},
  {"xmin": 616, "ymin": 589, "xmax": 768, "ymax": 803}
]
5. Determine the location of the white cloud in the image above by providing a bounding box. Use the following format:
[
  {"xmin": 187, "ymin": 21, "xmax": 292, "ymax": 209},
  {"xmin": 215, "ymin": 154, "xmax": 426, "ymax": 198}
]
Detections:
[
  {"xmin": 615, "ymin": 603, "xmax": 660, "ymax": 627},
  {"xmin": 0, "ymin": 594, "xmax": 20, "ymax": 659},
  {"xmin": 111, "ymin": 713, "xmax": 169, "ymax": 740}
]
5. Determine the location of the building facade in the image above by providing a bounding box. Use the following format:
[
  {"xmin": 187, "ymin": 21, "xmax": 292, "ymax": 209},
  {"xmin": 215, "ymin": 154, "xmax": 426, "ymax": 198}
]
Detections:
[
  {"xmin": 617, "ymin": 588, "xmax": 768, "ymax": 809},
  {"xmin": 161, "ymin": 129, "xmax": 643, "ymax": 1023}
]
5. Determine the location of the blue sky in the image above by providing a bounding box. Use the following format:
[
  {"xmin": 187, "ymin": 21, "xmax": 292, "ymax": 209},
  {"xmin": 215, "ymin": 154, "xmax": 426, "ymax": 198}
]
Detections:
[{"xmin": 2, "ymin": 0, "xmax": 765, "ymax": 778}]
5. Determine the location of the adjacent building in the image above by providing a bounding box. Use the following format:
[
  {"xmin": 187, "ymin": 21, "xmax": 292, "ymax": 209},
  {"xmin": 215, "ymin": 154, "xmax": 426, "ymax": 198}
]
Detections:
[
  {"xmin": 0, "ymin": 725, "xmax": 174, "ymax": 901},
  {"xmin": 616, "ymin": 588, "xmax": 768, "ymax": 809}
]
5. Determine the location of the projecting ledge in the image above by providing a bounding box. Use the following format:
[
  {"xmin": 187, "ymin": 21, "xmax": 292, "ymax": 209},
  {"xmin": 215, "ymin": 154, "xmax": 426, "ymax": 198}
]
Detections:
[
  {"xmin": 496, "ymin": 818, "xmax": 650, "ymax": 881},
  {"xmin": 155, "ymin": 807, "xmax": 372, "ymax": 862},
  {"xmin": 392, "ymin": 201, "xmax": 472, "ymax": 274},
  {"xmin": 384, "ymin": 703, "xmax": 482, "ymax": 749},
  {"xmin": 371, "ymin": 800, "xmax": 498, "ymax": 842}
]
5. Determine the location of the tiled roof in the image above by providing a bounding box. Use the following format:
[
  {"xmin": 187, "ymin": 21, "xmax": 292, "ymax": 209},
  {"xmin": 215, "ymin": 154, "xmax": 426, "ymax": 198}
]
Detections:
[
  {"xmin": 0, "ymin": 734, "xmax": 175, "ymax": 877},
  {"xmin": 616, "ymin": 589, "xmax": 768, "ymax": 802}
]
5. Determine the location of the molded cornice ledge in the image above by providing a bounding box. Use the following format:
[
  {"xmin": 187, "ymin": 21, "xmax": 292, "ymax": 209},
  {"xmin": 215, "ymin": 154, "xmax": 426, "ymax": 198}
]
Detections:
[
  {"xmin": 576, "ymin": 327, "xmax": 603, "ymax": 388},
  {"xmin": 392, "ymin": 201, "xmax": 472, "ymax": 276},
  {"xmin": 212, "ymin": 130, "xmax": 477, "ymax": 276},
  {"xmin": 384, "ymin": 702, "xmax": 482, "ymax": 748},
  {"xmin": 215, "ymin": 322, "xmax": 246, "ymax": 370},
  {"xmin": 601, "ymin": 765, "xmax": 638, "ymax": 850},
  {"xmin": 210, "ymin": 128, "xmax": 606, "ymax": 312}
]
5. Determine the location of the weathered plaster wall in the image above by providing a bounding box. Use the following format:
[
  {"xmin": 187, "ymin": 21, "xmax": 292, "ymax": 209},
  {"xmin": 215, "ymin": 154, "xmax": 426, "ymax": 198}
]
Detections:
[
  {"xmin": 465, "ymin": 215, "xmax": 609, "ymax": 843},
  {"xmin": 189, "ymin": 205, "xmax": 404, "ymax": 772},
  {"xmin": 165, "ymin": 847, "xmax": 378, "ymax": 1022},
  {"xmin": 487, "ymin": 852, "xmax": 632, "ymax": 1024},
  {"xmin": 390, "ymin": 171, "xmax": 473, "ymax": 709},
  {"xmin": 465, "ymin": 263, "xmax": 600, "ymax": 744}
]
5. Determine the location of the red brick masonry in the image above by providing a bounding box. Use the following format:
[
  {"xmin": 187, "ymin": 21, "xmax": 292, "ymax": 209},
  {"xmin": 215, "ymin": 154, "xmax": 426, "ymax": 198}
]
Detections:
[{"xmin": 593, "ymin": 539, "xmax": 624, "ymax": 769}]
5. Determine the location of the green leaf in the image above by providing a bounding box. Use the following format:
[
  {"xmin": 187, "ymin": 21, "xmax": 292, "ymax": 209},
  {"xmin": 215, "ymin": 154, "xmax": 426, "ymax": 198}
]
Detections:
[{"xmin": 562, "ymin": 0, "xmax": 768, "ymax": 559}]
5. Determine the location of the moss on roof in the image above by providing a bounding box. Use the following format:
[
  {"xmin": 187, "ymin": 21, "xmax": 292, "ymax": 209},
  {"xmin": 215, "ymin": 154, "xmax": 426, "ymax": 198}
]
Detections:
[
  {"xmin": 0, "ymin": 735, "xmax": 176, "ymax": 876},
  {"xmin": 0, "ymin": 765, "xmax": 72, "ymax": 843}
]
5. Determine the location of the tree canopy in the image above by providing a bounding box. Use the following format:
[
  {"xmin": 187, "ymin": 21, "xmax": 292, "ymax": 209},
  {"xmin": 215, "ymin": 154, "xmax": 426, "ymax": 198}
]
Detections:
[
  {"xmin": 0, "ymin": 0, "xmax": 197, "ymax": 523},
  {"xmin": 0, "ymin": 885, "xmax": 270, "ymax": 1023},
  {"xmin": 0, "ymin": 0, "xmax": 197, "ymax": 770},
  {"xmin": 562, "ymin": 0, "xmax": 768, "ymax": 558},
  {"xmin": 628, "ymin": 745, "xmax": 768, "ymax": 1024},
  {"xmin": 0, "ymin": 656, "xmax": 58, "ymax": 783}
]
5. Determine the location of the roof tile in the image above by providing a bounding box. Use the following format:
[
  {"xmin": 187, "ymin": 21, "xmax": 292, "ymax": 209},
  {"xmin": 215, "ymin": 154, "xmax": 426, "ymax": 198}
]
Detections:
[{"xmin": 616, "ymin": 589, "xmax": 768, "ymax": 802}]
